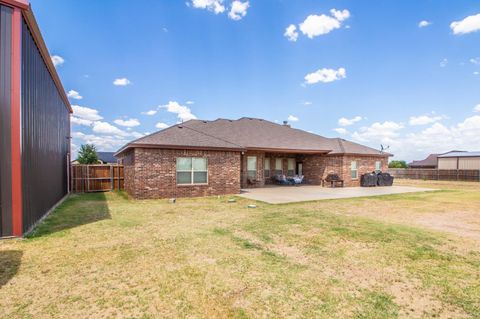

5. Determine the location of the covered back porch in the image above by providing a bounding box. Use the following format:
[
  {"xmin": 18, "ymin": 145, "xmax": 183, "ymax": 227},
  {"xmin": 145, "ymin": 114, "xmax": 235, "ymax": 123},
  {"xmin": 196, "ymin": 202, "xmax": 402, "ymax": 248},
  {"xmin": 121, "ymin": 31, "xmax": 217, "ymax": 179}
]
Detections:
[{"xmin": 240, "ymin": 150, "xmax": 332, "ymax": 188}]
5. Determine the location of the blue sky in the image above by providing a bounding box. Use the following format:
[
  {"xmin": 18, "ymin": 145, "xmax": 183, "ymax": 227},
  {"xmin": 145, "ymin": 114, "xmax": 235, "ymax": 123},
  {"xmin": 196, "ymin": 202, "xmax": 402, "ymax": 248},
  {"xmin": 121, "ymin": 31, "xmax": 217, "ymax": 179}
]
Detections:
[{"xmin": 31, "ymin": 0, "xmax": 480, "ymax": 161}]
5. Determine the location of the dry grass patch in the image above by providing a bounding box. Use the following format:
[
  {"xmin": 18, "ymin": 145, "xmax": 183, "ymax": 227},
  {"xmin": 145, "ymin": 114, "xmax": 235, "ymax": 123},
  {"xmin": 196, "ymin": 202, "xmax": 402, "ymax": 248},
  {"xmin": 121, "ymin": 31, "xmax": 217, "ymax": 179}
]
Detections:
[{"xmin": 1, "ymin": 181, "xmax": 479, "ymax": 318}]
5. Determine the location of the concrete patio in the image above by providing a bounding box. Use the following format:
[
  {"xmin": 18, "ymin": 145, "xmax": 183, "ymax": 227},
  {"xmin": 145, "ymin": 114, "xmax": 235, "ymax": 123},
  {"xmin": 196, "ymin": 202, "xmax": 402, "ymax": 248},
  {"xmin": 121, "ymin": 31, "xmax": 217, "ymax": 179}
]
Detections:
[{"xmin": 238, "ymin": 185, "xmax": 435, "ymax": 204}]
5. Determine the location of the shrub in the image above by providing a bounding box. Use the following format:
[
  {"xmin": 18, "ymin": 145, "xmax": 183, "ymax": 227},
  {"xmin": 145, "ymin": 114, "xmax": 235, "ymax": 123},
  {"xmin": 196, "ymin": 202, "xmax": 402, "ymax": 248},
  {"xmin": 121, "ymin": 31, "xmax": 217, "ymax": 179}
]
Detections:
[{"xmin": 388, "ymin": 160, "xmax": 407, "ymax": 168}]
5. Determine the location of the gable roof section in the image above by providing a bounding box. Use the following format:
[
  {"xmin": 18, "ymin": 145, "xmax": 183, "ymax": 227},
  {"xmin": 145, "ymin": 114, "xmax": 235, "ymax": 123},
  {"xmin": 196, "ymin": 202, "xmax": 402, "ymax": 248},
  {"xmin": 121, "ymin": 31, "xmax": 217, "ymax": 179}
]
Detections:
[
  {"xmin": 116, "ymin": 117, "xmax": 390, "ymax": 157},
  {"xmin": 409, "ymin": 154, "xmax": 440, "ymax": 167},
  {"xmin": 123, "ymin": 123, "xmax": 244, "ymax": 152}
]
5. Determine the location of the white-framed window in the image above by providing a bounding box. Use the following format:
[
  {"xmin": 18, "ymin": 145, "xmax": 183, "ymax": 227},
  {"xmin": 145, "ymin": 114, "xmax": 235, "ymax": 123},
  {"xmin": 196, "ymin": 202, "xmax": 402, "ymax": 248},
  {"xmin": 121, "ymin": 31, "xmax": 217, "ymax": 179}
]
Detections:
[
  {"xmin": 351, "ymin": 161, "xmax": 358, "ymax": 179},
  {"xmin": 247, "ymin": 156, "xmax": 257, "ymax": 179},
  {"xmin": 287, "ymin": 158, "xmax": 295, "ymax": 176},
  {"xmin": 176, "ymin": 157, "xmax": 208, "ymax": 185},
  {"xmin": 275, "ymin": 158, "xmax": 283, "ymax": 175},
  {"xmin": 264, "ymin": 157, "xmax": 270, "ymax": 178},
  {"xmin": 375, "ymin": 161, "xmax": 381, "ymax": 172}
]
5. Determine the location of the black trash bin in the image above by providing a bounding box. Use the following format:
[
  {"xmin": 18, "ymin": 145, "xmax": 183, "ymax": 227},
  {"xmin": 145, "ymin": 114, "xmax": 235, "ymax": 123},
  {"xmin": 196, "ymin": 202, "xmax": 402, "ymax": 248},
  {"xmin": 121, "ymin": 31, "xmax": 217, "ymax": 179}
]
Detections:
[
  {"xmin": 361, "ymin": 172, "xmax": 378, "ymax": 187},
  {"xmin": 376, "ymin": 172, "xmax": 394, "ymax": 186}
]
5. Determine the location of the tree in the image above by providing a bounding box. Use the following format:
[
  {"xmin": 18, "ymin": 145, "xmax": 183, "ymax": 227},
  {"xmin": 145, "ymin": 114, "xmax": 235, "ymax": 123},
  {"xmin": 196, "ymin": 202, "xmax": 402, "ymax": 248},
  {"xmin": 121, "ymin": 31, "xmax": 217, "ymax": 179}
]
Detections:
[
  {"xmin": 77, "ymin": 144, "xmax": 99, "ymax": 164},
  {"xmin": 388, "ymin": 160, "xmax": 407, "ymax": 168}
]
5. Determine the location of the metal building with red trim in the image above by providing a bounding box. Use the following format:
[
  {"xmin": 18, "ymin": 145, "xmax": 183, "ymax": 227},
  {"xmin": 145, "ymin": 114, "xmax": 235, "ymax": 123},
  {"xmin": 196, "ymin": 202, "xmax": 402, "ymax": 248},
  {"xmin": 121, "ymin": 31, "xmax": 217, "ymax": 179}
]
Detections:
[{"xmin": 0, "ymin": 0, "xmax": 72, "ymax": 237}]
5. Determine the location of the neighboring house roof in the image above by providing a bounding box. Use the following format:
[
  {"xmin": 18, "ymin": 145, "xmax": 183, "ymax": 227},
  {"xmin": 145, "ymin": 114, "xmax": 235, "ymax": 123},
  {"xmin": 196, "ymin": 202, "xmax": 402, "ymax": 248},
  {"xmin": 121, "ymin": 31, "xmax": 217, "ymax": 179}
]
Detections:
[
  {"xmin": 409, "ymin": 150, "xmax": 467, "ymax": 167},
  {"xmin": 438, "ymin": 151, "xmax": 480, "ymax": 158},
  {"xmin": 97, "ymin": 152, "xmax": 117, "ymax": 163},
  {"xmin": 116, "ymin": 118, "xmax": 391, "ymax": 157},
  {"xmin": 409, "ymin": 154, "xmax": 440, "ymax": 167}
]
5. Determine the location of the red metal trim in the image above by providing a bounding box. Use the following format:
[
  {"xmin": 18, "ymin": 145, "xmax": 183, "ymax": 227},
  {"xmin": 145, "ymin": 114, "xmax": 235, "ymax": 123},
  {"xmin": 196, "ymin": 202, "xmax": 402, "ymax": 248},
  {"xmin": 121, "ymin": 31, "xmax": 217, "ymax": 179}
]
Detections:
[
  {"xmin": 11, "ymin": 7, "xmax": 23, "ymax": 236},
  {"xmin": 0, "ymin": 0, "xmax": 29, "ymax": 10}
]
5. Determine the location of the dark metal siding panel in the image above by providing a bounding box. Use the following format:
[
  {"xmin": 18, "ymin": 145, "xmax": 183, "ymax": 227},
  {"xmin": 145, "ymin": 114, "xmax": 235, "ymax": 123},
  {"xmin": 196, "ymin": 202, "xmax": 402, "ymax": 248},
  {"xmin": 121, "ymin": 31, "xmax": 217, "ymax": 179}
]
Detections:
[
  {"xmin": 0, "ymin": 5, "xmax": 13, "ymax": 237},
  {"xmin": 21, "ymin": 18, "xmax": 70, "ymax": 233}
]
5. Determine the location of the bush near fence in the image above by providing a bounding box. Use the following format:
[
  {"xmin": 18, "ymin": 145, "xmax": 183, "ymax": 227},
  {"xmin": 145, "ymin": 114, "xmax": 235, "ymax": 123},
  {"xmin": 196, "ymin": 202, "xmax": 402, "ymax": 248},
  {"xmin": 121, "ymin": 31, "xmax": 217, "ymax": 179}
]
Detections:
[
  {"xmin": 71, "ymin": 164, "xmax": 124, "ymax": 192},
  {"xmin": 387, "ymin": 168, "xmax": 480, "ymax": 182}
]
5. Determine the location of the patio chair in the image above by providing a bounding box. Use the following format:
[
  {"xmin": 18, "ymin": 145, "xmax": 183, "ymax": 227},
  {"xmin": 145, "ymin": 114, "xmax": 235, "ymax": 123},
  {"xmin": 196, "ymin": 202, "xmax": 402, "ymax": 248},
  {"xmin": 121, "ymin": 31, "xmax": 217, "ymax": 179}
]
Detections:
[
  {"xmin": 274, "ymin": 174, "xmax": 294, "ymax": 185},
  {"xmin": 292, "ymin": 175, "xmax": 304, "ymax": 185},
  {"xmin": 247, "ymin": 177, "xmax": 257, "ymax": 186}
]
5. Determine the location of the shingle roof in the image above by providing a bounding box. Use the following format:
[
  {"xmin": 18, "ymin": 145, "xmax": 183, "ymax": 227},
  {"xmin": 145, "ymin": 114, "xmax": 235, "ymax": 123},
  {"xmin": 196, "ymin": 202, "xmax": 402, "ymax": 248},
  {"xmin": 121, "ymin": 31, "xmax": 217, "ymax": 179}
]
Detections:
[
  {"xmin": 408, "ymin": 154, "xmax": 439, "ymax": 167},
  {"xmin": 97, "ymin": 152, "xmax": 117, "ymax": 164},
  {"xmin": 116, "ymin": 117, "xmax": 390, "ymax": 156}
]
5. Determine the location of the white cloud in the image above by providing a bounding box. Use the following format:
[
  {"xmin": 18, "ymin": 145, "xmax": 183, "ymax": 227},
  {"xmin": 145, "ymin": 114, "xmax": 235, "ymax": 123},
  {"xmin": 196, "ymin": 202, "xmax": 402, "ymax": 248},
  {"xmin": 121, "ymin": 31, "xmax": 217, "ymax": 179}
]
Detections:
[
  {"xmin": 304, "ymin": 67, "xmax": 346, "ymax": 85},
  {"xmin": 67, "ymin": 90, "xmax": 82, "ymax": 100},
  {"xmin": 351, "ymin": 121, "xmax": 404, "ymax": 143},
  {"xmin": 71, "ymin": 117, "xmax": 93, "ymax": 126},
  {"xmin": 287, "ymin": 115, "xmax": 299, "ymax": 122},
  {"xmin": 191, "ymin": 0, "xmax": 225, "ymax": 14},
  {"xmin": 228, "ymin": 1, "xmax": 249, "ymax": 20},
  {"xmin": 298, "ymin": 9, "xmax": 350, "ymax": 39},
  {"xmin": 186, "ymin": 100, "xmax": 195, "ymax": 105},
  {"xmin": 72, "ymin": 131, "xmax": 129, "ymax": 152},
  {"xmin": 474, "ymin": 104, "xmax": 480, "ymax": 112},
  {"xmin": 338, "ymin": 116, "xmax": 362, "ymax": 126},
  {"xmin": 51, "ymin": 55, "xmax": 64, "ymax": 67},
  {"xmin": 114, "ymin": 118, "xmax": 140, "ymax": 127},
  {"xmin": 113, "ymin": 78, "xmax": 131, "ymax": 86},
  {"xmin": 72, "ymin": 105, "xmax": 103, "ymax": 121},
  {"xmin": 141, "ymin": 110, "xmax": 157, "ymax": 116},
  {"xmin": 440, "ymin": 58, "xmax": 448, "ymax": 68},
  {"xmin": 409, "ymin": 114, "xmax": 445, "ymax": 126},
  {"xmin": 343, "ymin": 115, "xmax": 480, "ymax": 161},
  {"xmin": 160, "ymin": 101, "xmax": 197, "ymax": 122},
  {"xmin": 329, "ymin": 9, "xmax": 350, "ymax": 22},
  {"xmin": 334, "ymin": 127, "xmax": 348, "ymax": 135},
  {"xmin": 470, "ymin": 57, "xmax": 480, "ymax": 65},
  {"xmin": 418, "ymin": 20, "xmax": 431, "ymax": 28},
  {"xmin": 474, "ymin": 71, "xmax": 479, "ymax": 75},
  {"xmin": 304, "ymin": 101, "xmax": 312, "ymax": 106},
  {"xmin": 92, "ymin": 121, "xmax": 126, "ymax": 136},
  {"xmin": 284, "ymin": 24, "xmax": 299, "ymax": 42},
  {"xmin": 155, "ymin": 122, "xmax": 170, "ymax": 129},
  {"xmin": 450, "ymin": 13, "xmax": 480, "ymax": 35}
]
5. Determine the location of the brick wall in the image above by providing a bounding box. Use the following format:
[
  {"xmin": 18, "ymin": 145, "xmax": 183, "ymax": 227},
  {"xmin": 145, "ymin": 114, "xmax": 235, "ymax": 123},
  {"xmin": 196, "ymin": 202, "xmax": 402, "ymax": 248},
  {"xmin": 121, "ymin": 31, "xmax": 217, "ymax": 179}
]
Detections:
[
  {"xmin": 122, "ymin": 149, "xmax": 136, "ymax": 196},
  {"xmin": 122, "ymin": 148, "xmax": 241, "ymax": 199},
  {"xmin": 121, "ymin": 147, "xmax": 390, "ymax": 198},
  {"xmin": 340, "ymin": 155, "xmax": 389, "ymax": 187},
  {"xmin": 302, "ymin": 154, "xmax": 388, "ymax": 186},
  {"xmin": 302, "ymin": 154, "xmax": 327, "ymax": 185}
]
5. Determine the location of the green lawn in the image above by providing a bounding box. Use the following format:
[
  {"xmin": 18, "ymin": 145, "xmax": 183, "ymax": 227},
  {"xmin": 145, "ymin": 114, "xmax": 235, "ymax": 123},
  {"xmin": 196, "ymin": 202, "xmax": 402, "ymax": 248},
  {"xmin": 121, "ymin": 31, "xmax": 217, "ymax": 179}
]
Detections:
[{"xmin": 1, "ymin": 181, "xmax": 479, "ymax": 318}]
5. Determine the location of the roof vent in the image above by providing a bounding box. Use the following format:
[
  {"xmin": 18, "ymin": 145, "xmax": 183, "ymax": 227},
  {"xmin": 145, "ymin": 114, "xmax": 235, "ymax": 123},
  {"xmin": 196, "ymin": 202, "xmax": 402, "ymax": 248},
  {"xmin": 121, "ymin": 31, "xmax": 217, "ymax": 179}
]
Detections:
[
  {"xmin": 178, "ymin": 125, "xmax": 183, "ymax": 129},
  {"xmin": 283, "ymin": 120, "xmax": 290, "ymax": 127},
  {"xmin": 202, "ymin": 121, "xmax": 207, "ymax": 123}
]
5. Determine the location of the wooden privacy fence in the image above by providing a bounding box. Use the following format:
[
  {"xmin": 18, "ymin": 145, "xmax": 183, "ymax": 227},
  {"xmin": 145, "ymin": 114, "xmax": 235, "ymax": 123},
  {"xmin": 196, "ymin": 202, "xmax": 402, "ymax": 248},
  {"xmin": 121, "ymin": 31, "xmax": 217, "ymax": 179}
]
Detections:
[
  {"xmin": 387, "ymin": 168, "xmax": 480, "ymax": 182},
  {"xmin": 71, "ymin": 164, "xmax": 124, "ymax": 192}
]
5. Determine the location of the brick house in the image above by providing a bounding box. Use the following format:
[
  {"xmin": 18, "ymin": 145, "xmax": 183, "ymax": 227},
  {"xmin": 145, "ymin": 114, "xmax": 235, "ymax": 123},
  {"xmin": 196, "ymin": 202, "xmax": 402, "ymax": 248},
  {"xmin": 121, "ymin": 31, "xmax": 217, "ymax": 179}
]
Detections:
[{"xmin": 115, "ymin": 118, "xmax": 391, "ymax": 199}]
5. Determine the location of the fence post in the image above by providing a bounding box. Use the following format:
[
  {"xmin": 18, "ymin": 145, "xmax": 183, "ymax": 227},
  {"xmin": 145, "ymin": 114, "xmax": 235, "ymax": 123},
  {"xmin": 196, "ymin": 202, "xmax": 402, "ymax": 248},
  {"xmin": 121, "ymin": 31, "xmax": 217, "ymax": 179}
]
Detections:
[
  {"xmin": 86, "ymin": 165, "xmax": 90, "ymax": 192},
  {"xmin": 110, "ymin": 165, "xmax": 114, "ymax": 190}
]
